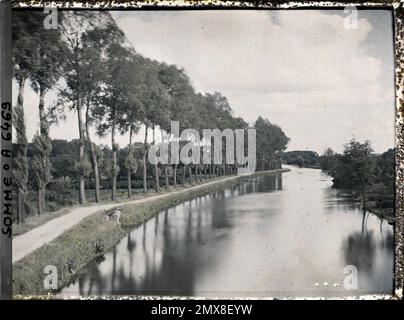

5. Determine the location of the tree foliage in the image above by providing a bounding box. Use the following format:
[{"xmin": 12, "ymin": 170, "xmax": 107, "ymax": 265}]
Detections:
[
  {"xmin": 320, "ymin": 140, "xmax": 394, "ymax": 213},
  {"xmin": 13, "ymin": 11, "xmax": 292, "ymax": 220}
]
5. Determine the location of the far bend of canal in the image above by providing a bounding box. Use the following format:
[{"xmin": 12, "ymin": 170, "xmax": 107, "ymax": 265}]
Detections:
[{"xmin": 60, "ymin": 166, "xmax": 394, "ymax": 297}]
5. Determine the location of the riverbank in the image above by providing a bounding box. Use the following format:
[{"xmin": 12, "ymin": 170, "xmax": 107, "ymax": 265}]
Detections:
[
  {"xmin": 13, "ymin": 168, "xmax": 289, "ymax": 297},
  {"xmin": 365, "ymin": 203, "xmax": 395, "ymax": 224}
]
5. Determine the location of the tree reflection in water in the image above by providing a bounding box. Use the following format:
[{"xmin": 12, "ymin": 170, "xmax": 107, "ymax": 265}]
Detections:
[
  {"xmin": 342, "ymin": 223, "xmax": 394, "ymax": 293},
  {"xmin": 59, "ymin": 169, "xmax": 393, "ymax": 297},
  {"xmin": 343, "ymin": 231, "xmax": 376, "ymax": 275}
]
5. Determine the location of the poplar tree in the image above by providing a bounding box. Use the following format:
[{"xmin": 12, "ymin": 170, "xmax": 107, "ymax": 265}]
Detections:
[
  {"xmin": 58, "ymin": 11, "xmax": 117, "ymax": 204},
  {"xmin": 12, "ymin": 12, "xmax": 41, "ymax": 223}
]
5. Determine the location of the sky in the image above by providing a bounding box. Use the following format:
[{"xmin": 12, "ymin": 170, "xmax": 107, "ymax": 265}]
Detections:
[{"xmin": 15, "ymin": 9, "xmax": 395, "ymax": 154}]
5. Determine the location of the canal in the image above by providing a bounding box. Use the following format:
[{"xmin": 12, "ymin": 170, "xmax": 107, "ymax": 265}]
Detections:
[{"xmin": 60, "ymin": 166, "xmax": 394, "ymax": 297}]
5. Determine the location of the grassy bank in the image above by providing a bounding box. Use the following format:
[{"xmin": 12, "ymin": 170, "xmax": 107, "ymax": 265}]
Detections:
[
  {"xmin": 365, "ymin": 202, "xmax": 395, "ymax": 224},
  {"xmin": 13, "ymin": 169, "xmax": 289, "ymax": 297}
]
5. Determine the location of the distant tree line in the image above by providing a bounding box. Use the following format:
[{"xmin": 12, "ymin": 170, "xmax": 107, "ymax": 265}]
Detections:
[
  {"xmin": 12, "ymin": 11, "xmax": 289, "ymax": 223},
  {"xmin": 282, "ymin": 150, "xmax": 320, "ymax": 168}
]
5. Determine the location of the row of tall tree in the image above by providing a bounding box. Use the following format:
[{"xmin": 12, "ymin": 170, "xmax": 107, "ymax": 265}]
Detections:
[{"xmin": 12, "ymin": 11, "xmax": 289, "ymax": 223}]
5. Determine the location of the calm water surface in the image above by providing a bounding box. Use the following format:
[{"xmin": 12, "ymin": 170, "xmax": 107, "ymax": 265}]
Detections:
[{"xmin": 60, "ymin": 166, "xmax": 393, "ymax": 297}]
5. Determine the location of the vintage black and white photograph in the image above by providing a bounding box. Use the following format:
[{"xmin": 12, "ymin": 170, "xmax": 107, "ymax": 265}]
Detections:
[{"xmin": 9, "ymin": 7, "xmax": 396, "ymax": 298}]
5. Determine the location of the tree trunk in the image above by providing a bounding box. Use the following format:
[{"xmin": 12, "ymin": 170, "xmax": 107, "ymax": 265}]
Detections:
[
  {"xmin": 111, "ymin": 110, "xmax": 117, "ymax": 201},
  {"xmin": 165, "ymin": 166, "xmax": 169, "ymax": 191},
  {"xmin": 36, "ymin": 88, "xmax": 52, "ymax": 216},
  {"xmin": 15, "ymin": 77, "xmax": 27, "ymax": 224},
  {"xmin": 362, "ymin": 192, "xmax": 367, "ymax": 209},
  {"xmin": 188, "ymin": 166, "xmax": 192, "ymax": 185},
  {"xmin": 37, "ymin": 188, "xmax": 44, "ymax": 215},
  {"xmin": 41, "ymin": 187, "xmax": 46, "ymax": 215},
  {"xmin": 174, "ymin": 164, "xmax": 177, "ymax": 188},
  {"xmin": 161, "ymin": 129, "xmax": 169, "ymax": 191},
  {"xmin": 361, "ymin": 208, "xmax": 366, "ymax": 234},
  {"xmin": 77, "ymin": 96, "xmax": 86, "ymax": 204},
  {"xmin": 38, "ymin": 90, "xmax": 46, "ymax": 136},
  {"xmin": 37, "ymin": 187, "xmax": 45, "ymax": 216},
  {"xmin": 37, "ymin": 189, "xmax": 41, "ymax": 215},
  {"xmin": 182, "ymin": 165, "xmax": 186, "ymax": 186},
  {"xmin": 111, "ymin": 152, "xmax": 117, "ymax": 200},
  {"xmin": 197, "ymin": 164, "xmax": 201, "ymax": 182},
  {"xmin": 143, "ymin": 125, "xmax": 148, "ymax": 194},
  {"xmin": 153, "ymin": 126, "xmax": 160, "ymax": 193},
  {"xmin": 361, "ymin": 193, "xmax": 368, "ymax": 234},
  {"xmin": 127, "ymin": 170, "xmax": 132, "ymax": 199},
  {"xmin": 85, "ymin": 98, "xmax": 100, "ymax": 203},
  {"xmin": 127, "ymin": 125, "xmax": 134, "ymax": 198},
  {"xmin": 75, "ymin": 43, "xmax": 86, "ymax": 205},
  {"xmin": 16, "ymin": 189, "xmax": 25, "ymax": 224}
]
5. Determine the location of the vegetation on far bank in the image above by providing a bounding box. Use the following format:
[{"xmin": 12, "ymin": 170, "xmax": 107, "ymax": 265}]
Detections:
[{"xmin": 320, "ymin": 141, "xmax": 394, "ymax": 221}]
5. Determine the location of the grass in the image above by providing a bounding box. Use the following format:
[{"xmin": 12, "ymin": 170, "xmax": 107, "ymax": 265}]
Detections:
[
  {"xmin": 12, "ymin": 169, "xmax": 289, "ymax": 297},
  {"xmin": 14, "ymin": 208, "xmax": 73, "ymax": 237},
  {"xmin": 13, "ymin": 210, "xmax": 124, "ymax": 296}
]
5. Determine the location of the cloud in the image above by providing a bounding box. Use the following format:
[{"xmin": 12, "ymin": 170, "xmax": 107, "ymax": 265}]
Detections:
[
  {"xmin": 14, "ymin": 10, "xmax": 395, "ymax": 154},
  {"xmin": 111, "ymin": 10, "xmax": 394, "ymax": 153},
  {"xmin": 113, "ymin": 11, "xmax": 380, "ymax": 93}
]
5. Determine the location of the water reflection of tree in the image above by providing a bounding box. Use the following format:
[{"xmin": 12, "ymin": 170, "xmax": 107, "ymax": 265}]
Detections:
[
  {"xmin": 323, "ymin": 188, "xmax": 359, "ymax": 211},
  {"xmin": 343, "ymin": 231, "xmax": 376, "ymax": 275},
  {"xmin": 211, "ymin": 191, "xmax": 232, "ymax": 230},
  {"xmin": 72, "ymin": 174, "xmax": 284, "ymax": 296},
  {"xmin": 125, "ymin": 236, "xmax": 134, "ymax": 287},
  {"xmin": 377, "ymin": 221, "xmax": 394, "ymax": 250},
  {"xmin": 77, "ymin": 255, "xmax": 107, "ymax": 295},
  {"xmin": 255, "ymin": 174, "xmax": 282, "ymax": 192}
]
